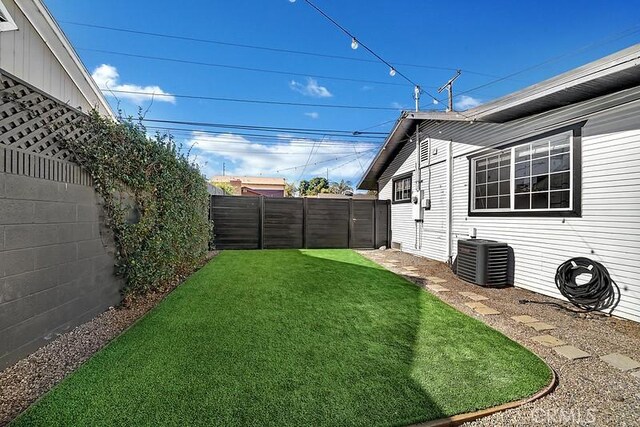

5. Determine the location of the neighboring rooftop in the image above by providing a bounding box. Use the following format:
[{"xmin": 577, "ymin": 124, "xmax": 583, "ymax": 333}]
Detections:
[{"xmin": 210, "ymin": 176, "xmax": 286, "ymax": 186}]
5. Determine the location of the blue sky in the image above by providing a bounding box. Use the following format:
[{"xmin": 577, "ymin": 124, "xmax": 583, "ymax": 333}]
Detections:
[{"xmin": 45, "ymin": 0, "xmax": 640, "ymax": 186}]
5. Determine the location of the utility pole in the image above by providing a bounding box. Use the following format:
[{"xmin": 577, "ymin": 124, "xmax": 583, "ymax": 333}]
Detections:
[
  {"xmin": 326, "ymin": 168, "xmax": 329, "ymax": 181},
  {"xmin": 414, "ymin": 85, "xmax": 421, "ymax": 112},
  {"xmin": 437, "ymin": 70, "xmax": 462, "ymax": 112},
  {"xmin": 222, "ymin": 162, "xmax": 225, "ymax": 176}
]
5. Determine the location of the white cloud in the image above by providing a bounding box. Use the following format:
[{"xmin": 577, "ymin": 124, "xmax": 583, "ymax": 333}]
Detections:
[
  {"xmin": 391, "ymin": 101, "xmax": 405, "ymax": 110},
  {"xmin": 289, "ymin": 78, "xmax": 332, "ymax": 98},
  {"xmin": 91, "ymin": 64, "xmax": 176, "ymax": 104},
  {"xmin": 304, "ymin": 112, "xmax": 319, "ymax": 119},
  {"xmin": 454, "ymin": 95, "xmax": 482, "ymax": 110},
  {"xmin": 186, "ymin": 131, "xmax": 376, "ymax": 183},
  {"xmin": 361, "ymin": 85, "xmax": 373, "ymax": 91}
]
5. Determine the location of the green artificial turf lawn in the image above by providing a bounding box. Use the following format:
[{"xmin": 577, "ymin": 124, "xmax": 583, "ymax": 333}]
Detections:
[{"xmin": 13, "ymin": 250, "xmax": 551, "ymax": 426}]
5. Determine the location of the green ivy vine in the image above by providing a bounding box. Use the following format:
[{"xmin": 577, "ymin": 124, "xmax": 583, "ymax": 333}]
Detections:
[{"xmin": 63, "ymin": 111, "xmax": 211, "ymax": 294}]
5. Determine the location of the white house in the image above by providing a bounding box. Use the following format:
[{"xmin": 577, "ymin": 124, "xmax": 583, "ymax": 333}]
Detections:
[{"xmin": 358, "ymin": 44, "xmax": 640, "ymax": 323}]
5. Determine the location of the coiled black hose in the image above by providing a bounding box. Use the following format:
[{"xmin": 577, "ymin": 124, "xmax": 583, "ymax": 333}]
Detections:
[{"xmin": 554, "ymin": 257, "xmax": 619, "ymax": 313}]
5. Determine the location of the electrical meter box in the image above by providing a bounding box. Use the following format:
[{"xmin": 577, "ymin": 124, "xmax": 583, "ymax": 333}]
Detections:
[{"xmin": 412, "ymin": 190, "xmax": 423, "ymax": 221}]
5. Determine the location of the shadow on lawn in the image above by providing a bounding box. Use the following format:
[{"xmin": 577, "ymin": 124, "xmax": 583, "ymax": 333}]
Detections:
[{"xmin": 283, "ymin": 249, "xmax": 446, "ymax": 424}]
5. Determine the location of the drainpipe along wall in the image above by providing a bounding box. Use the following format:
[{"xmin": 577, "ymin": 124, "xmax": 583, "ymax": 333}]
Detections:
[
  {"xmin": 445, "ymin": 139, "xmax": 453, "ymax": 264},
  {"xmin": 414, "ymin": 125, "xmax": 422, "ymax": 249}
]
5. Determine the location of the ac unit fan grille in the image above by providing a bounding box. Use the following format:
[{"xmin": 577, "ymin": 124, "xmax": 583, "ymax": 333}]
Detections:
[
  {"xmin": 456, "ymin": 242, "xmax": 477, "ymax": 283},
  {"xmin": 486, "ymin": 247, "xmax": 509, "ymax": 285}
]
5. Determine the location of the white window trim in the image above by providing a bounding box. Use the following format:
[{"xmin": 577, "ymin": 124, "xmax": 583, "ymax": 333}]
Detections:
[
  {"xmin": 470, "ymin": 131, "xmax": 574, "ymax": 213},
  {"xmin": 0, "ymin": 1, "xmax": 18, "ymax": 32}
]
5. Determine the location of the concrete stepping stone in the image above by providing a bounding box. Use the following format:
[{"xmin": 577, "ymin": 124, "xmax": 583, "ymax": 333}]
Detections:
[
  {"xmin": 404, "ymin": 272, "xmax": 420, "ymax": 278},
  {"xmin": 387, "ymin": 259, "xmax": 400, "ymax": 263},
  {"xmin": 463, "ymin": 302, "xmax": 500, "ymax": 315},
  {"xmin": 459, "ymin": 291, "xmax": 489, "ymax": 301},
  {"xmin": 527, "ymin": 322, "xmax": 556, "ymax": 332},
  {"xmin": 600, "ymin": 353, "xmax": 640, "ymax": 372},
  {"xmin": 475, "ymin": 306, "xmax": 501, "ymax": 315},
  {"xmin": 403, "ymin": 266, "xmax": 418, "ymax": 271},
  {"xmin": 554, "ymin": 345, "xmax": 590, "ymax": 360},
  {"xmin": 426, "ymin": 284, "xmax": 450, "ymax": 292},
  {"xmin": 426, "ymin": 276, "xmax": 447, "ymax": 283},
  {"xmin": 531, "ymin": 335, "xmax": 566, "ymax": 347},
  {"xmin": 464, "ymin": 302, "xmax": 486, "ymax": 309},
  {"xmin": 511, "ymin": 315, "xmax": 540, "ymax": 324}
]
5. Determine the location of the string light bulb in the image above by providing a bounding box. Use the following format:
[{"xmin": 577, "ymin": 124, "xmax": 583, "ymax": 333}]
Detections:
[
  {"xmin": 350, "ymin": 37, "xmax": 358, "ymax": 50},
  {"xmin": 389, "ymin": 67, "xmax": 396, "ymax": 77}
]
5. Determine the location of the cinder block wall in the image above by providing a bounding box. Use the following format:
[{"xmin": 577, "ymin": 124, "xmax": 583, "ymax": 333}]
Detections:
[{"xmin": 0, "ymin": 172, "xmax": 122, "ymax": 370}]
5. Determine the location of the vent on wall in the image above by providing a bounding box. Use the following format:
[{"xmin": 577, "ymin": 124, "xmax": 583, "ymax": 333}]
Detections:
[
  {"xmin": 456, "ymin": 239, "xmax": 509, "ymax": 287},
  {"xmin": 419, "ymin": 137, "xmax": 430, "ymax": 164}
]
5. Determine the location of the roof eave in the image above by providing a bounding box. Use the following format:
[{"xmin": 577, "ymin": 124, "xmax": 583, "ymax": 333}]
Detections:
[
  {"xmin": 357, "ymin": 111, "xmax": 470, "ymax": 190},
  {"xmin": 18, "ymin": 0, "xmax": 115, "ymax": 118}
]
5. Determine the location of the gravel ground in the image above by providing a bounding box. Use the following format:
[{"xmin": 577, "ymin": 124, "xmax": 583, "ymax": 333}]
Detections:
[
  {"xmin": 0, "ymin": 251, "xmax": 218, "ymax": 426},
  {"xmin": 358, "ymin": 249, "xmax": 640, "ymax": 427}
]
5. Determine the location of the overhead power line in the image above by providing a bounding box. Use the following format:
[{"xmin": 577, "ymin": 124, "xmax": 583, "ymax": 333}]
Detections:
[
  {"xmin": 447, "ymin": 24, "xmax": 640, "ymax": 102},
  {"xmin": 354, "ymin": 119, "xmax": 396, "ymax": 132},
  {"xmin": 141, "ymin": 118, "xmax": 387, "ymax": 139},
  {"xmin": 80, "ymin": 47, "xmax": 411, "ymax": 88},
  {"xmin": 60, "ymin": 20, "xmax": 500, "ymax": 78},
  {"xmin": 275, "ymin": 149, "xmax": 376, "ymax": 173},
  {"xmin": 296, "ymin": 139, "xmax": 320, "ymax": 182},
  {"xmin": 146, "ymin": 126, "xmax": 382, "ymax": 148},
  {"xmin": 295, "ymin": 0, "xmax": 440, "ymax": 106},
  {"xmin": 329, "ymin": 151, "xmax": 372, "ymax": 172},
  {"xmin": 102, "ymin": 88, "xmax": 400, "ymax": 111},
  {"xmin": 190, "ymin": 148, "xmax": 365, "ymax": 155}
]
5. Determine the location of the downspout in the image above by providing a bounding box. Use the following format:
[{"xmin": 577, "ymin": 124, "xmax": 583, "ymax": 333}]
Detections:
[
  {"xmin": 414, "ymin": 125, "xmax": 420, "ymax": 250},
  {"xmin": 445, "ymin": 139, "xmax": 453, "ymax": 264}
]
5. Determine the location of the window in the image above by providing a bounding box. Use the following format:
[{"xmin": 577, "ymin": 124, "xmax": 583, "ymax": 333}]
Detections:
[
  {"xmin": 0, "ymin": 1, "xmax": 18, "ymax": 32},
  {"xmin": 470, "ymin": 129, "xmax": 578, "ymax": 215},
  {"xmin": 393, "ymin": 174, "xmax": 412, "ymax": 203}
]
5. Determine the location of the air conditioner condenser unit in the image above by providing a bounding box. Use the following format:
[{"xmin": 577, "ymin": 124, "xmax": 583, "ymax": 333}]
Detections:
[{"xmin": 456, "ymin": 239, "xmax": 509, "ymax": 287}]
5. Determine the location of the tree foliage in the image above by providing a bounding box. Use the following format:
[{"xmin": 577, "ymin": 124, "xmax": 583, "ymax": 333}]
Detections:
[
  {"xmin": 63, "ymin": 111, "xmax": 210, "ymax": 294},
  {"xmin": 328, "ymin": 180, "xmax": 353, "ymax": 194},
  {"xmin": 284, "ymin": 181, "xmax": 297, "ymax": 197},
  {"xmin": 211, "ymin": 182, "xmax": 235, "ymax": 195},
  {"xmin": 298, "ymin": 177, "xmax": 329, "ymax": 196}
]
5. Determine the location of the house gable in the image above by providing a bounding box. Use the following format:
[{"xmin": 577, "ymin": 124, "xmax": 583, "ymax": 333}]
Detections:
[{"xmin": 0, "ymin": 0, "xmax": 112, "ymax": 116}]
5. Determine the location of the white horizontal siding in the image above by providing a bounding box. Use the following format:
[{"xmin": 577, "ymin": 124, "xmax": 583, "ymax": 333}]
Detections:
[
  {"xmin": 379, "ymin": 137, "xmax": 448, "ymax": 261},
  {"xmin": 452, "ymin": 129, "xmax": 640, "ymax": 323},
  {"xmin": 378, "ymin": 94, "xmax": 640, "ymax": 322},
  {"xmin": 417, "ymin": 161, "xmax": 447, "ymax": 261}
]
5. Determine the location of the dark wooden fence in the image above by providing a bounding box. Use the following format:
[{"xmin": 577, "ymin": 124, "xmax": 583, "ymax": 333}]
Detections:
[{"xmin": 209, "ymin": 196, "xmax": 390, "ymax": 250}]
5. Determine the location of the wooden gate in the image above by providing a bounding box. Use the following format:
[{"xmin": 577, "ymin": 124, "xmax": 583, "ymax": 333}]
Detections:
[{"xmin": 210, "ymin": 196, "xmax": 390, "ymax": 250}]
